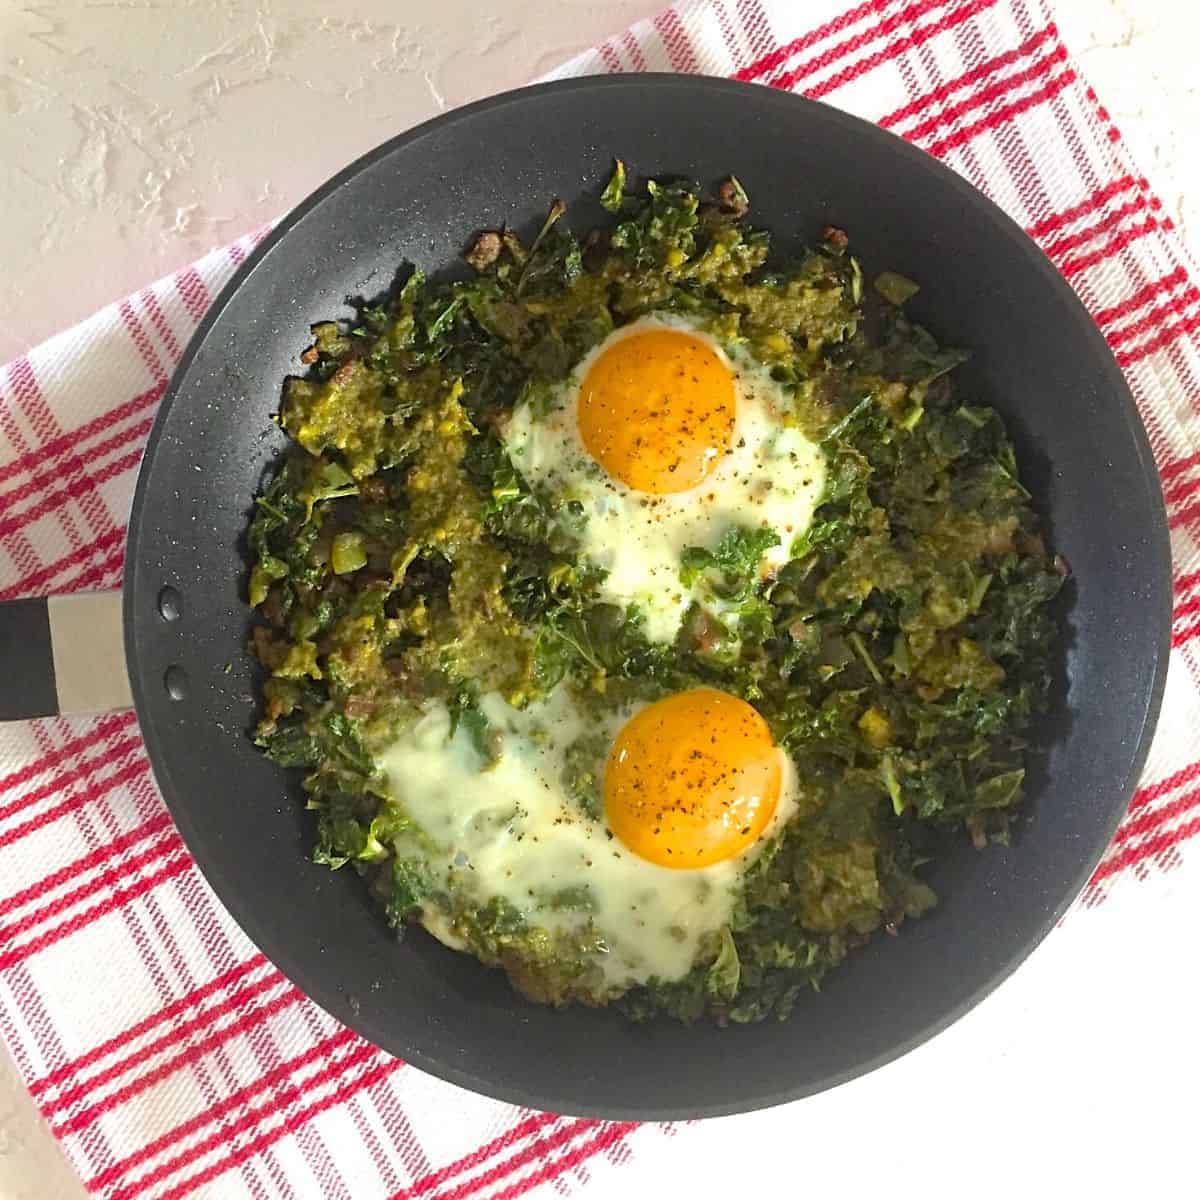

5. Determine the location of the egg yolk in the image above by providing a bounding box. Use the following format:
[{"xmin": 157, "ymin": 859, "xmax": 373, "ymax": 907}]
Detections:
[
  {"xmin": 604, "ymin": 689, "xmax": 782, "ymax": 869},
  {"xmin": 578, "ymin": 330, "xmax": 736, "ymax": 494}
]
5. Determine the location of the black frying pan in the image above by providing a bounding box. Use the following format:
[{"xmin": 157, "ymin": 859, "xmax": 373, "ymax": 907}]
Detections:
[{"xmin": 4, "ymin": 76, "xmax": 1170, "ymax": 1120}]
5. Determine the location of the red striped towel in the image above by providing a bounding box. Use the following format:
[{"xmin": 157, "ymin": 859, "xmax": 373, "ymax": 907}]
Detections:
[{"xmin": 2, "ymin": 1, "xmax": 1198, "ymax": 1196}]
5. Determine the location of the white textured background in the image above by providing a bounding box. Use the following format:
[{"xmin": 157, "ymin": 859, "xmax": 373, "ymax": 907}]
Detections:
[
  {"xmin": 0, "ymin": 0, "xmax": 663, "ymax": 360},
  {"xmin": 0, "ymin": 0, "xmax": 1196, "ymax": 1195}
]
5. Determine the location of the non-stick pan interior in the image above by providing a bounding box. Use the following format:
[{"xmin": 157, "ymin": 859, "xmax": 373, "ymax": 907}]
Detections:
[{"xmin": 126, "ymin": 76, "xmax": 1170, "ymax": 1119}]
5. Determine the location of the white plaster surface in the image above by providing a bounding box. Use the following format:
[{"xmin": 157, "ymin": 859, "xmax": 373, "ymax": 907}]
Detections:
[{"xmin": 0, "ymin": 0, "xmax": 1195, "ymax": 1195}]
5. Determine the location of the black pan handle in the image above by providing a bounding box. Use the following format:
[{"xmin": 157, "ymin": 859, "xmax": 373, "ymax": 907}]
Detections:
[{"xmin": 0, "ymin": 591, "xmax": 131, "ymax": 721}]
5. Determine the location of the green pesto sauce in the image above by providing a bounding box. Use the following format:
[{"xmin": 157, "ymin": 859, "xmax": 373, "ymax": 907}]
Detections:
[{"xmin": 245, "ymin": 163, "xmax": 1066, "ymax": 1025}]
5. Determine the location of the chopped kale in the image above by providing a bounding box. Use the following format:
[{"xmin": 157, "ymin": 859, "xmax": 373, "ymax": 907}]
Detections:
[
  {"xmin": 244, "ymin": 165, "xmax": 1065, "ymax": 1026},
  {"xmin": 680, "ymin": 526, "xmax": 781, "ymax": 599},
  {"xmin": 599, "ymin": 159, "xmax": 626, "ymax": 213}
]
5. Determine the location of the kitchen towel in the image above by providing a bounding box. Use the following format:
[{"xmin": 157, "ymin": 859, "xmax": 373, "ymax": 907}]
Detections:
[{"xmin": 1, "ymin": 1, "xmax": 1198, "ymax": 1197}]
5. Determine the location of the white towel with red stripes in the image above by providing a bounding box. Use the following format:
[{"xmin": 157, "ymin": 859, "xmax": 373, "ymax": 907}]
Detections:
[{"xmin": 1, "ymin": 1, "xmax": 1198, "ymax": 1197}]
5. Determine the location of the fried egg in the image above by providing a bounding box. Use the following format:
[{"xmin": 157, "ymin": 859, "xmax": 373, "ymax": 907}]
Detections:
[
  {"xmin": 378, "ymin": 685, "xmax": 798, "ymax": 992},
  {"xmin": 502, "ymin": 314, "xmax": 826, "ymax": 642}
]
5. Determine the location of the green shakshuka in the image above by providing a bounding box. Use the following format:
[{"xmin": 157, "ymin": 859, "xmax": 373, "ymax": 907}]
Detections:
[{"xmin": 245, "ymin": 164, "xmax": 1066, "ymax": 1024}]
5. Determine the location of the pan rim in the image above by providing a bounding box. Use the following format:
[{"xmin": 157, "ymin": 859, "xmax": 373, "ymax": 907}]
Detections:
[{"xmin": 125, "ymin": 72, "xmax": 1172, "ymax": 1120}]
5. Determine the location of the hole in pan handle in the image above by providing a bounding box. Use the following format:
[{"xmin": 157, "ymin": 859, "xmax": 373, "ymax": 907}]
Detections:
[{"xmin": 0, "ymin": 591, "xmax": 131, "ymax": 721}]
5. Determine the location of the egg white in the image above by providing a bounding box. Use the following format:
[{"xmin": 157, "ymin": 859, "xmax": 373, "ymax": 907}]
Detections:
[
  {"xmin": 502, "ymin": 314, "xmax": 827, "ymax": 642},
  {"xmin": 378, "ymin": 685, "xmax": 798, "ymax": 993}
]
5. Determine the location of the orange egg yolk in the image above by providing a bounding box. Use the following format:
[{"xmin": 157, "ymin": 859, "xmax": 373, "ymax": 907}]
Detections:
[
  {"xmin": 604, "ymin": 688, "xmax": 782, "ymax": 869},
  {"xmin": 577, "ymin": 330, "xmax": 736, "ymax": 494}
]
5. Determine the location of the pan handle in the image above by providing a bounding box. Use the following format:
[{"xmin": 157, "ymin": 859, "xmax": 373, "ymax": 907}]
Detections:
[{"xmin": 0, "ymin": 591, "xmax": 131, "ymax": 721}]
